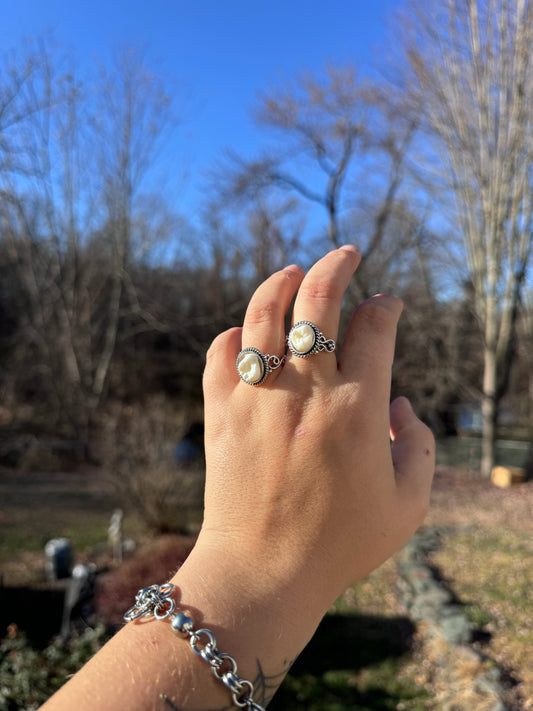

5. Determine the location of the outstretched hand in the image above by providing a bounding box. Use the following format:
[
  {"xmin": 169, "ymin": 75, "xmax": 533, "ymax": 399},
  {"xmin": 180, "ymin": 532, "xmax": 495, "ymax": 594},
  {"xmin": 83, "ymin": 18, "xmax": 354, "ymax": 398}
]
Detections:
[
  {"xmin": 39, "ymin": 247, "xmax": 435, "ymax": 711},
  {"xmin": 198, "ymin": 246, "xmax": 434, "ymax": 633}
]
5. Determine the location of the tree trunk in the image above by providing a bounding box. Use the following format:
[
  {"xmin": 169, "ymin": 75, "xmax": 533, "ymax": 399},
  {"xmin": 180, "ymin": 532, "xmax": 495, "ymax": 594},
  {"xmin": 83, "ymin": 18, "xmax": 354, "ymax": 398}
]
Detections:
[
  {"xmin": 401, "ymin": 0, "xmax": 533, "ymax": 472},
  {"xmin": 481, "ymin": 346, "xmax": 497, "ymax": 478}
]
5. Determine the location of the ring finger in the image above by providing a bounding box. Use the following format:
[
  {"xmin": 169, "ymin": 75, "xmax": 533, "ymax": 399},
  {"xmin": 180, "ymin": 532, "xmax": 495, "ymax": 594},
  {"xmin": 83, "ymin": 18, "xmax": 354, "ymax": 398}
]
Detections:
[{"xmin": 238, "ymin": 264, "xmax": 305, "ymax": 385}]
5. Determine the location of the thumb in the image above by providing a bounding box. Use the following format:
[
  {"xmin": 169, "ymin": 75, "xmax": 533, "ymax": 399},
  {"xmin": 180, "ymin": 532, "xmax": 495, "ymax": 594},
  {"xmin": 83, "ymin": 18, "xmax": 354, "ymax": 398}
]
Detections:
[{"xmin": 390, "ymin": 397, "xmax": 435, "ymax": 515}]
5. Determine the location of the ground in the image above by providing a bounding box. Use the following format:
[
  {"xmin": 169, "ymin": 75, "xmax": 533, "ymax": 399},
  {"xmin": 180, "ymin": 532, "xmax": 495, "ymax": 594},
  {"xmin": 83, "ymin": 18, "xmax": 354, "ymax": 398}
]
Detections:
[{"xmin": 424, "ymin": 467, "xmax": 533, "ymax": 709}]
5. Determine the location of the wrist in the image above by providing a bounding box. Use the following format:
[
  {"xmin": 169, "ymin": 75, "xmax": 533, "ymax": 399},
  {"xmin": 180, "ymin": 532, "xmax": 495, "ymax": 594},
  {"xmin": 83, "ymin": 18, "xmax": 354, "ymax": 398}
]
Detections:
[{"xmin": 167, "ymin": 535, "xmax": 326, "ymax": 704}]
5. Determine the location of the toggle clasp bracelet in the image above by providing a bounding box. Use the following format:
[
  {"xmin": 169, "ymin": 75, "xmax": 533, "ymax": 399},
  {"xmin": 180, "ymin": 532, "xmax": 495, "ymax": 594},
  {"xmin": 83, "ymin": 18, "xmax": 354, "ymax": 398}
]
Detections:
[{"xmin": 124, "ymin": 584, "xmax": 266, "ymax": 710}]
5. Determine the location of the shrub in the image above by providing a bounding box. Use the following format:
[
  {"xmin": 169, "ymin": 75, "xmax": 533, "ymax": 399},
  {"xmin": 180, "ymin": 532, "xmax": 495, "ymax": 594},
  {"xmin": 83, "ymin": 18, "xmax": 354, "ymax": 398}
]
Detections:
[
  {"xmin": 100, "ymin": 396, "xmax": 205, "ymax": 534},
  {"xmin": 94, "ymin": 535, "xmax": 197, "ymax": 627},
  {"xmin": 0, "ymin": 623, "xmax": 109, "ymax": 710}
]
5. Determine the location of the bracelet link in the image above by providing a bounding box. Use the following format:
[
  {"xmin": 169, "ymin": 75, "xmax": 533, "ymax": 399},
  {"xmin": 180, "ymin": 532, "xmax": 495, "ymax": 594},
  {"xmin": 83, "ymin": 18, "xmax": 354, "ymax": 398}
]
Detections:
[
  {"xmin": 124, "ymin": 583, "xmax": 266, "ymax": 711},
  {"xmin": 231, "ymin": 678, "xmax": 255, "ymax": 708},
  {"xmin": 212, "ymin": 652, "xmax": 238, "ymax": 681}
]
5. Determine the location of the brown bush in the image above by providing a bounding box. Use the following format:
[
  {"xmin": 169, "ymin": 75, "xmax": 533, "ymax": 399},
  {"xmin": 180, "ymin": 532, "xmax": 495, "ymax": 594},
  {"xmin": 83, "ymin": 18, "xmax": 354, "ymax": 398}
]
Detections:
[
  {"xmin": 100, "ymin": 396, "xmax": 205, "ymax": 534},
  {"xmin": 94, "ymin": 535, "xmax": 197, "ymax": 627}
]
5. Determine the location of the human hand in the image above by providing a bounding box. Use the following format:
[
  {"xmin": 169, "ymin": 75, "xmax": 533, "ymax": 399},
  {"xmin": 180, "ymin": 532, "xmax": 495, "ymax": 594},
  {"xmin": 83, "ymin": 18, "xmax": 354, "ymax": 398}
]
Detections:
[
  {"xmin": 38, "ymin": 247, "xmax": 435, "ymax": 711},
  {"xmin": 198, "ymin": 247, "xmax": 434, "ymax": 631}
]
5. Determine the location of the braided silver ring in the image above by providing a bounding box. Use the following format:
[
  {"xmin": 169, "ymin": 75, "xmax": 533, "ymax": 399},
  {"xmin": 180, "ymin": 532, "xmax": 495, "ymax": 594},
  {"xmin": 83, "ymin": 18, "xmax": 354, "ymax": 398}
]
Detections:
[
  {"xmin": 236, "ymin": 347, "xmax": 285, "ymax": 385},
  {"xmin": 287, "ymin": 321, "xmax": 336, "ymax": 358}
]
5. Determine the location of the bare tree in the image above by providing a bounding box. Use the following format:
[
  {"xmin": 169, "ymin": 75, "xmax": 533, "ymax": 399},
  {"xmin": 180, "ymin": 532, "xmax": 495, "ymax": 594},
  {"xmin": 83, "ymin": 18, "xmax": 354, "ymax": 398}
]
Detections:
[
  {"xmin": 214, "ymin": 65, "xmax": 419, "ymax": 299},
  {"xmin": 0, "ymin": 43, "xmax": 178, "ymax": 442},
  {"xmin": 0, "ymin": 42, "xmax": 90, "ymax": 435},
  {"xmin": 399, "ymin": 0, "xmax": 533, "ymax": 476},
  {"xmin": 518, "ymin": 288, "xmax": 533, "ymax": 426},
  {"xmin": 88, "ymin": 49, "xmax": 177, "ymax": 410},
  {"xmin": 254, "ymin": 65, "xmax": 369, "ymax": 249},
  {"xmin": 101, "ymin": 396, "xmax": 204, "ymax": 535},
  {"xmin": 246, "ymin": 198, "xmax": 304, "ymax": 283}
]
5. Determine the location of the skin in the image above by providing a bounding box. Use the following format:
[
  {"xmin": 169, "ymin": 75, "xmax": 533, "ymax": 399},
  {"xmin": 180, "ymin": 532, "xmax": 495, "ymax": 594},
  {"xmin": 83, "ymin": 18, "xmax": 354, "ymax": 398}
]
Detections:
[{"xmin": 40, "ymin": 246, "xmax": 435, "ymax": 711}]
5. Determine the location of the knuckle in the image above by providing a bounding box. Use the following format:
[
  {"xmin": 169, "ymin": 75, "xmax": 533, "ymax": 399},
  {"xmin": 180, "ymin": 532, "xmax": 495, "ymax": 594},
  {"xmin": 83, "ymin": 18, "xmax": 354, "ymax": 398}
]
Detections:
[
  {"xmin": 298, "ymin": 279, "xmax": 343, "ymax": 303},
  {"xmin": 202, "ymin": 357, "xmax": 217, "ymax": 390},
  {"xmin": 417, "ymin": 482, "xmax": 432, "ymax": 516},
  {"xmin": 205, "ymin": 338, "xmax": 221, "ymax": 363},
  {"xmin": 401, "ymin": 482, "xmax": 431, "ymax": 528},
  {"xmin": 416, "ymin": 421, "xmax": 436, "ymax": 459},
  {"xmin": 356, "ymin": 297, "xmax": 401, "ymax": 332},
  {"xmin": 424, "ymin": 425, "xmax": 436, "ymax": 452},
  {"xmin": 245, "ymin": 300, "xmax": 280, "ymax": 327}
]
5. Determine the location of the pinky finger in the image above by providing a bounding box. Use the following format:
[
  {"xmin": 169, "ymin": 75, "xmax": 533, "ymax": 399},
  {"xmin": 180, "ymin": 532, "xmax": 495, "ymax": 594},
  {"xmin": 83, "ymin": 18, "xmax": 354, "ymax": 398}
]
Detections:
[
  {"xmin": 390, "ymin": 397, "xmax": 435, "ymax": 520},
  {"xmin": 203, "ymin": 327, "xmax": 243, "ymax": 397}
]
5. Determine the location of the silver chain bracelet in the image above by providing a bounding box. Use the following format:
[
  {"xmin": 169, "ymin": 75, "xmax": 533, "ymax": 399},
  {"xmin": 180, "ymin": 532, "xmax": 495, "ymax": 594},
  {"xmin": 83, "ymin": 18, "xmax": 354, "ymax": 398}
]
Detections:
[{"xmin": 124, "ymin": 584, "xmax": 266, "ymax": 711}]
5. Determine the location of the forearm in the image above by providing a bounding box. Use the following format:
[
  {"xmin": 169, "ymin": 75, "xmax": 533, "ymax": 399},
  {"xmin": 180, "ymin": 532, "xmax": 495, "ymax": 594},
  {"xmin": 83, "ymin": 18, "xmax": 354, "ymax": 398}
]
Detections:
[{"xmin": 40, "ymin": 540, "xmax": 321, "ymax": 711}]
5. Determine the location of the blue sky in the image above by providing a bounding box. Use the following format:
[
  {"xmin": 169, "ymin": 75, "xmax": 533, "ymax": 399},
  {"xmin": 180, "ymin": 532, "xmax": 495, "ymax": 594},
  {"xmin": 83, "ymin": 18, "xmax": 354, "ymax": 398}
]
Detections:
[{"xmin": 0, "ymin": 0, "xmax": 400, "ymax": 209}]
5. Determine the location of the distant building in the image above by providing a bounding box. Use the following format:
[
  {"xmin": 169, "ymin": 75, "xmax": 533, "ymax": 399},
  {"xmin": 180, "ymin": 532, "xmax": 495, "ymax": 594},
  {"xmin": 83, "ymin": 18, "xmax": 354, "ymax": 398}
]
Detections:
[{"xmin": 457, "ymin": 404, "xmax": 483, "ymax": 434}]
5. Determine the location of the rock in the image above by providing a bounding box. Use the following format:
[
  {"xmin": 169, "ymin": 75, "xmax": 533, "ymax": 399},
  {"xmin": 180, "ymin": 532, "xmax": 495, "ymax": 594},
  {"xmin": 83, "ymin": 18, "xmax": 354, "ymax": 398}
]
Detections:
[
  {"xmin": 439, "ymin": 611, "xmax": 472, "ymax": 645},
  {"xmin": 474, "ymin": 675, "xmax": 502, "ymax": 697},
  {"xmin": 396, "ymin": 526, "xmax": 509, "ymax": 710}
]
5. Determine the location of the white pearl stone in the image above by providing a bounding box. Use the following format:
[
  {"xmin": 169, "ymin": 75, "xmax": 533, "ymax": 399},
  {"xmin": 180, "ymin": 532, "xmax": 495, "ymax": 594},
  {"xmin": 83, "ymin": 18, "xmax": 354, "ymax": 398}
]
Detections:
[
  {"xmin": 237, "ymin": 351, "xmax": 264, "ymax": 383},
  {"xmin": 290, "ymin": 323, "xmax": 316, "ymax": 354}
]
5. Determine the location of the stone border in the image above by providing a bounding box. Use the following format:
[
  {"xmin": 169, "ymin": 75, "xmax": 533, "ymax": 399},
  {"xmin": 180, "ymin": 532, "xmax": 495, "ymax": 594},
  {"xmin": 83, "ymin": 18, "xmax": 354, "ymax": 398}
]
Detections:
[{"xmin": 396, "ymin": 526, "xmax": 515, "ymax": 710}]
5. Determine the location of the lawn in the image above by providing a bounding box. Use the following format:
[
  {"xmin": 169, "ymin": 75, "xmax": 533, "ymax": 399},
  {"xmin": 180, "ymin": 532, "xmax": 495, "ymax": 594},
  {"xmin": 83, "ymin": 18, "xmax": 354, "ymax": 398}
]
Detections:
[
  {"xmin": 271, "ymin": 558, "xmax": 429, "ymax": 710},
  {"xmin": 0, "ymin": 467, "xmax": 145, "ymax": 585},
  {"xmin": 426, "ymin": 467, "xmax": 533, "ymax": 708}
]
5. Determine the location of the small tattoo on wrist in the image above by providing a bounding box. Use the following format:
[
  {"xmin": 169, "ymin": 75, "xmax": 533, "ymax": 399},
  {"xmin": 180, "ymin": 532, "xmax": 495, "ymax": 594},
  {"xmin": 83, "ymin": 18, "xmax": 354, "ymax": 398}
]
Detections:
[{"xmin": 159, "ymin": 657, "xmax": 294, "ymax": 710}]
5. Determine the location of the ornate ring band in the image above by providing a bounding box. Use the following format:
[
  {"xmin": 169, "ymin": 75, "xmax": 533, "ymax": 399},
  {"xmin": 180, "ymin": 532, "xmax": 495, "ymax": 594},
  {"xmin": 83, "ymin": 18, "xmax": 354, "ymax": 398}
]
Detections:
[
  {"xmin": 236, "ymin": 347, "xmax": 285, "ymax": 386},
  {"xmin": 287, "ymin": 321, "xmax": 336, "ymax": 358}
]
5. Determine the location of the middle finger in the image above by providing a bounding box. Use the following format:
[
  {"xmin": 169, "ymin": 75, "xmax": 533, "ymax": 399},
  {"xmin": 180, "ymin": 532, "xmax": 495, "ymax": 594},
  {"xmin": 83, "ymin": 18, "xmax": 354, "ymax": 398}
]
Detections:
[{"xmin": 288, "ymin": 246, "xmax": 361, "ymax": 369}]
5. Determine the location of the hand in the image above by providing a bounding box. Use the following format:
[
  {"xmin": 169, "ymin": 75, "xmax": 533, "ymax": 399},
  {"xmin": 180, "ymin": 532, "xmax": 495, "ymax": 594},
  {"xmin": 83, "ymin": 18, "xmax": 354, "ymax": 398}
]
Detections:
[
  {"xmin": 198, "ymin": 246, "xmax": 435, "ymax": 633},
  {"xmin": 39, "ymin": 247, "xmax": 435, "ymax": 711}
]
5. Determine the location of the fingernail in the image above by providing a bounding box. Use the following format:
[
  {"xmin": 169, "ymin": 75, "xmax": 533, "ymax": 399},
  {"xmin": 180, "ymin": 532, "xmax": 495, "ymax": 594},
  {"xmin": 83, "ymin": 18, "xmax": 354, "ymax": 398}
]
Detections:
[
  {"xmin": 283, "ymin": 264, "xmax": 302, "ymax": 273},
  {"xmin": 338, "ymin": 244, "xmax": 360, "ymax": 254}
]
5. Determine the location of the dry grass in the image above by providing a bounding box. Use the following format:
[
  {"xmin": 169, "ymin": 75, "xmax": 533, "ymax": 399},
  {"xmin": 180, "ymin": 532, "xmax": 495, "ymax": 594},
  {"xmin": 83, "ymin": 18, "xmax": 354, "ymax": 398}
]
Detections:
[
  {"xmin": 333, "ymin": 557, "xmax": 405, "ymax": 618},
  {"xmin": 427, "ymin": 467, "xmax": 533, "ymax": 708},
  {"xmin": 0, "ymin": 467, "xmax": 126, "ymax": 582},
  {"xmin": 428, "ymin": 466, "xmax": 533, "ymax": 532}
]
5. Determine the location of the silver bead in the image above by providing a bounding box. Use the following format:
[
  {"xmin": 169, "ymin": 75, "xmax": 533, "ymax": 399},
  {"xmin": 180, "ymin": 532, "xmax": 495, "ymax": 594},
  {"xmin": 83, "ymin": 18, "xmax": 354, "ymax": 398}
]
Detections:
[{"xmin": 171, "ymin": 611, "xmax": 194, "ymax": 637}]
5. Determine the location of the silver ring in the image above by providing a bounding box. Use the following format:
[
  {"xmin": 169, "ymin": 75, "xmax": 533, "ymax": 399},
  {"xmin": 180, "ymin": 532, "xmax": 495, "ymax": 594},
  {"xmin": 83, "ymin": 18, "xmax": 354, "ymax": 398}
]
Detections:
[
  {"xmin": 236, "ymin": 347, "xmax": 285, "ymax": 386},
  {"xmin": 287, "ymin": 321, "xmax": 336, "ymax": 358}
]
